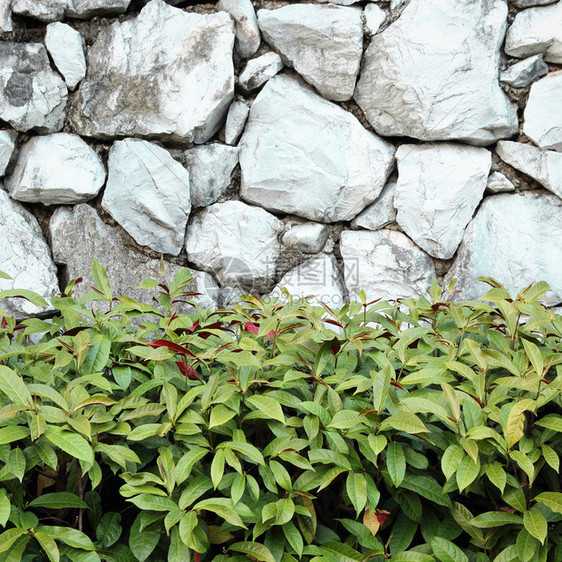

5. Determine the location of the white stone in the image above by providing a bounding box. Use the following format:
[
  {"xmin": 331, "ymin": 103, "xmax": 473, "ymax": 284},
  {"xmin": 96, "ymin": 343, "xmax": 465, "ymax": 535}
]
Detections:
[
  {"xmin": 184, "ymin": 144, "xmax": 239, "ymax": 208},
  {"xmin": 500, "ymin": 55, "xmax": 548, "ymax": 88},
  {"xmin": 0, "ymin": 0, "xmax": 12, "ymax": 32},
  {"xmin": 224, "ymin": 100, "xmax": 250, "ymax": 146},
  {"xmin": 394, "ymin": 143, "xmax": 491, "ymax": 259},
  {"xmin": 271, "ymin": 254, "xmax": 346, "ymax": 308},
  {"xmin": 217, "ymin": 0, "xmax": 260, "ymax": 59},
  {"xmin": 352, "ymin": 180, "xmax": 396, "ymax": 231},
  {"xmin": 340, "ymin": 229, "xmax": 436, "ymax": 302},
  {"xmin": 496, "ymin": 141, "xmax": 562, "ymax": 199},
  {"xmin": 5, "ymin": 133, "xmax": 105, "ymax": 205},
  {"xmin": 510, "ymin": 0, "xmax": 557, "ymax": 7},
  {"xmin": 0, "ymin": 130, "xmax": 16, "ymax": 176},
  {"xmin": 11, "ymin": 0, "xmax": 130, "ymax": 22},
  {"xmin": 445, "ymin": 193, "xmax": 562, "ymax": 304},
  {"xmin": 486, "ymin": 172, "xmax": 515, "ymax": 193},
  {"xmin": 364, "ymin": 4, "xmax": 386, "ymax": 35},
  {"xmin": 0, "ymin": 188, "xmax": 58, "ymax": 318},
  {"xmin": 185, "ymin": 201, "xmax": 283, "ymax": 292},
  {"xmin": 355, "ymin": 0, "xmax": 518, "ymax": 145},
  {"xmin": 70, "ymin": 0, "xmax": 235, "ymax": 143},
  {"xmin": 45, "ymin": 23, "xmax": 87, "ymax": 90},
  {"xmin": 0, "ymin": 43, "xmax": 67, "ymax": 133},
  {"xmin": 505, "ymin": 3, "xmax": 562, "ymax": 63},
  {"xmin": 238, "ymin": 52, "xmax": 283, "ymax": 93},
  {"xmin": 523, "ymin": 73, "xmax": 562, "ymax": 152},
  {"xmin": 239, "ymin": 75, "xmax": 395, "ymax": 223},
  {"xmin": 282, "ymin": 223, "xmax": 329, "ymax": 254},
  {"xmin": 101, "ymin": 139, "xmax": 191, "ymax": 256},
  {"xmin": 257, "ymin": 4, "xmax": 363, "ymax": 102},
  {"xmin": 49, "ymin": 204, "xmax": 218, "ymax": 311}
]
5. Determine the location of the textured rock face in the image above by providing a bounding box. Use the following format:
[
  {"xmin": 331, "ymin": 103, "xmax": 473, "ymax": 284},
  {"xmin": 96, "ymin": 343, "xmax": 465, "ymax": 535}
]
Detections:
[
  {"xmin": 0, "ymin": 130, "xmax": 16, "ymax": 176},
  {"xmin": 505, "ymin": 3, "xmax": 562, "ymax": 63},
  {"xmin": 0, "ymin": 189, "xmax": 59, "ymax": 318},
  {"xmin": 523, "ymin": 74, "xmax": 562, "ymax": 152},
  {"xmin": 185, "ymin": 201, "xmax": 283, "ymax": 292},
  {"xmin": 510, "ymin": 0, "xmax": 557, "ymax": 7},
  {"xmin": 239, "ymin": 75, "xmax": 395, "ymax": 223},
  {"xmin": 45, "ymin": 23, "xmax": 87, "ymax": 90},
  {"xmin": 0, "ymin": 43, "xmax": 67, "ymax": 133},
  {"xmin": 224, "ymin": 101, "xmax": 250, "ymax": 146},
  {"xmin": 445, "ymin": 193, "xmax": 562, "ymax": 303},
  {"xmin": 5, "ymin": 133, "xmax": 106, "ymax": 205},
  {"xmin": 352, "ymin": 180, "xmax": 397, "ymax": 231},
  {"xmin": 486, "ymin": 172, "xmax": 515, "ymax": 193},
  {"xmin": 0, "ymin": 0, "xmax": 12, "ymax": 32},
  {"xmin": 50, "ymin": 204, "xmax": 218, "ymax": 310},
  {"xmin": 364, "ymin": 3, "xmax": 386, "ymax": 36},
  {"xmin": 340, "ymin": 230, "xmax": 436, "ymax": 301},
  {"xmin": 101, "ymin": 139, "xmax": 191, "ymax": 256},
  {"xmin": 257, "ymin": 4, "xmax": 363, "ymax": 101},
  {"xmin": 238, "ymin": 52, "xmax": 283, "ymax": 93},
  {"xmin": 500, "ymin": 55, "xmax": 548, "ymax": 88},
  {"xmin": 70, "ymin": 0, "xmax": 235, "ymax": 143},
  {"xmin": 216, "ymin": 0, "xmax": 260, "ymax": 59},
  {"xmin": 282, "ymin": 223, "xmax": 329, "ymax": 254},
  {"xmin": 355, "ymin": 0, "xmax": 518, "ymax": 145},
  {"xmin": 184, "ymin": 144, "xmax": 239, "ymax": 208},
  {"xmin": 394, "ymin": 143, "xmax": 491, "ymax": 259},
  {"xmin": 11, "ymin": 0, "xmax": 131, "ymax": 22}
]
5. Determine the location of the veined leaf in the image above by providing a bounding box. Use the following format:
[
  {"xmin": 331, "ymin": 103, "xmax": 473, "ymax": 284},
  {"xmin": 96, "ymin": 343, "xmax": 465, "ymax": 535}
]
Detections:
[
  {"xmin": 535, "ymin": 414, "xmax": 562, "ymax": 432},
  {"xmin": 379, "ymin": 412, "xmax": 429, "ymax": 434},
  {"xmin": 470, "ymin": 511, "xmax": 522, "ymax": 528},
  {"xmin": 386, "ymin": 441, "xmax": 406, "ymax": 487},
  {"xmin": 45, "ymin": 427, "xmax": 93, "ymax": 464},
  {"xmin": 521, "ymin": 339, "xmax": 544, "ymax": 377},
  {"xmin": 441, "ymin": 445, "xmax": 464, "ymax": 481},
  {"xmin": 541, "ymin": 444, "xmax": 559, "ymax": 472},
  {"xmin": 523, "ymin": 509, "xmax": 547, "ymax": 544},
  {"xmin": 456, "ymin": 456, "xmax": 480, "ymax": 492},
  {"xmin": 485, "ymin": 463, "xmax": 507, "ymax": 493},
  {"xmin": 41, "ymin": 526, "xmax": 95, "ymax": 551},
  {"xmin": 533, "ymin": 491, "xmax": 562, "ymax": 514},
  {"xmin": 431, "ymin": 536, "xmax": 469, "ymax": 562},
  {"xmin": 400, "ymin": 474, "xmax": 452, "ymax": 508},
  {"xmin": 34, "ymin": 530, "xmax": 60, "ymax": 562},
  {"xmin": 0, "ymin": 426, "xmax": 30, "ymax": 445},
  {"xmin": 29, "ymin": 493, "xmax": 88, "ymax": 510},
  {"xmin": 372, "ymin": 365, "xmax": 391, "ymax": 412},
  {"xmin": 193, "ymin": 499, "xmax": 246, "ymax": 528},
  {"xmin": 209, "ymin": 404, "xmax": 237, "ymax": 428},
  {"xmin": 0, "ymin": 365, "xmax": 32, "ymax": 406},
  {"xmin": 247, "ymin": 395, "xmax": 285, "ymax": 424},
  {"xmin": 229, "ymin": 541, "xmax": 275, "ymax": 562},
  {"xmin": 346, "ymin": 472, "xmax": 367, "ymax": 516}
]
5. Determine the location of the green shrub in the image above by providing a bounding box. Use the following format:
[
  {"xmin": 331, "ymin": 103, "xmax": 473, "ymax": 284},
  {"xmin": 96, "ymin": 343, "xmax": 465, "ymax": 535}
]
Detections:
[{"xmin": 0, "ymin": 262, "xmax": 560, "ymax": 562}]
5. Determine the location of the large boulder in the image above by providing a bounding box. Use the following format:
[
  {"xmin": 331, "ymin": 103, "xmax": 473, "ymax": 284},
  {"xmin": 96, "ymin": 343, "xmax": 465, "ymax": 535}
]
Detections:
[
  {"xmin": 239, "ymin": 75, "xmax": 395, "ymax": 223},
  {"xmin": 216, "ymin": 0, "xmax": 260, "ymax": 60},
  {"xmin": 0, "ymin": 130, "xmax": 16, "ymax": 176},
  {"xmin": 69, "ymin": 0, "xmax": 235, "ymax": 143},
  {"xmin": 354, "ymin": 0, "xmax": 517, "ymax": 145},
  {"xmin": 12, "ymin": 0, "xmax": 131, "ymax": 22},
  {"xmin": 444, "ymin": 193, "xmax": 562, "ymax": 303},
  {"xmin": 45, "ymin": 23, "xmax": 87, "ymax": 90}
]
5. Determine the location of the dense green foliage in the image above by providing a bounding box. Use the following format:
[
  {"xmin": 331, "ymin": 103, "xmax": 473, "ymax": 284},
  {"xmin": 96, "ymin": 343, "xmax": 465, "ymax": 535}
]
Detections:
[{"xmin": 0, "ymin": 262, "xmax": 561, "ymax": 562}]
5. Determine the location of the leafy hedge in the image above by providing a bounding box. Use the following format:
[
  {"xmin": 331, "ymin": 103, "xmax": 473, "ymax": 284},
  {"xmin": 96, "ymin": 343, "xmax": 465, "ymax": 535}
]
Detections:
[{"xmin": 0, "ymin": 262, "xmax": 561, "ymax": 562}]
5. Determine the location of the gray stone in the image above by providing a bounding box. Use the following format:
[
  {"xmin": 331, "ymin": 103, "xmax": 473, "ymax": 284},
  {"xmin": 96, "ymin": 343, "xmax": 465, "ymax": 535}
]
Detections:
[
  {"xmin": 445, "ymin": 192, "xmax": 562, "ymax": 304},
  {"xmin": 364, "ymin": 3, "xmax": 386, "ymax": 36},
  {"xmin": 70, "ymin": 0, "xmax": 234, "ymax": 143},
  {"xmin": 11, "ymin": 0, "xmax": 130, "ymax": 22},
  {"xmin": 239, "ymin": 75, "xmax": 395, "ymax": 223},
  {"xmin": 101, "ymin": 139, "xmax": 191, "ymax": 256},
  {"xmin": 50, "ymin": 204, "xmax": 218, "ymax": 311},
  {"xmin": 257, "ymin": 4, "xmax": 363, "ymax": 101},
  {"xmin": 394, "ymin": 143, "xmax": 491, "ymax": 259},
  {"xmin": 0, "ymin": 43, "xmax": 67, "ymax": 133},
  {"xmin": 0, "ymin": 0, "xmax": 12, "ymax": 32},
  {"xmin": 185, "ymin": 200, "xmax": 283, "ymax": 292},
  {"xmin": 0, "ymin": 188, "xmax": 58, "ymax": 318},
  {"xmin": 510, "ymin": 0, "xmax": 558, "ymax": 7},
  {"xmin": 496, "ymin": 141, "xmax": 562, "ymax": 199},
  {"xmin": 486, "ymin": 172, "xmax": 515, "ymax": 193},
  {"xmin": 500, "ymin": 55, "xmax": 548, "ymax": 88},
  {"xmin": 224, "ymin": 100, "xmax": 250, "ymax": 146},
  {"xmin": 184, "ymin": 144, "xmax": 239, "ymax": 208},
  {"xmin": 523, "ymin": 73, "xmax": 562, "ymax": 152},
  {"xmin": 270, "ymin": 253, "xmax": 346, "ymax": 308},
  {"xmin": 352, "ymin": 180, "xmax": 396, "ymax": 231},
  {"xmin": 340, "ymin": 229, "xmax": 436, "ymax": 302},
  {"xmin": 505, "ymin": 3, "xmax": 562, "ymax": 63},
  {"xmin": 5, "ymin": 133, "xmax": 105, "ymax": 205},
  {"xmin": 217, "ymin": 0, "xmax": 260, "ymax": 59},
  {"xmin": 355, "ymin": 0, "xmax": 518, "ymax": 145},
  {"xmin": 0, "ymin": 130, "xmax": 16, "ymax": 176},
  {"xmin": 238, "ymin": 52, "xmax": 283, "ymax": 93},
  {"xmin": 45, "ymin": 23, "xmax": 87, "ymax": 90},
  {"xmin": 282, "ymin": 222, "xmax": 329, "ymax": 254}
]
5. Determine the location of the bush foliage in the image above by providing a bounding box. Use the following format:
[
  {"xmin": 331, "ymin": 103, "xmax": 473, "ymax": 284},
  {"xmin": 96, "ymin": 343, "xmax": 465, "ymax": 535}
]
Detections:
[{"xmin": 0, "ymin": 262, "xmax": 561, "ymax": 562}]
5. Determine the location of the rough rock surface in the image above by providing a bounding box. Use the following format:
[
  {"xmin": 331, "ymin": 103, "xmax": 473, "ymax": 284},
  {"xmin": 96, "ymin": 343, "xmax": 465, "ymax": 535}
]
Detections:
[
  {"xmin": 500, "ymin": 55, "xmax": 548, "ymax": 88},
  {"xmin": 0, "ymin": 189, "xmax": 59, "ymax": 318},
  {"xmin": 0, "ymin": 0, "xmax": 12, "ymax": 32},
  {"xmin": 505, "ymin": 3, "xmax": 562, "ymax": 63},
  {"xmin": 217, "ymin": 0, "xmax": 260, "ymax": 59},
  {"xmin": 70, "ymin": 0, "xmax": 235, "ymax": 143},
  {"xmin": 355, "ymin": 0, "xmax": 518, "ymax": 145},
  {"xmin": 270, "ymin": 253, "xmax": 346, "ymax": 307},
  {"xmin": 184, "ymin": 144, "xmax": 239, "ymax": 208},
  {"xmin": 496, "ymin": 141, "xmax": 562, "ymax": 199},
  {"xmin": 238, "ymin": 52, "xmax": 283, "ymax": 93},
  {"xmin": 224, "ymin": 100, "xmax": 249, "ymax": 145},
  {"xmin": 523, "ymin": 73, "xmax": 562, "ymax": 152},
  {"xmin": 317, "ymin": 0, "xmax": 362, "ymax": 4},
  {"xmin": 340, "ymin": 229, "xmax": 436, "ymax": 301},
  {"xmin": 11, "ymin": 0, "xmax": 131, "ymax": 22},
  {"xmin": 239, "ymin": 75, "xmax": 395, "ymax": 223},
  {"xmin": 486, "ymin": 172, "xmax": 515, "ymax": 193},
  {"xmin": 352, "ymin": 180, "xmax": 397, "ymax": 231},
  {"xmin": 445, "ymin": 193, "xmax": 562, "ymax": 303},
  {"xmin": 5, "ymin": 133, "xmax": 105, "ymax": 205},
  {"xmin": 257, "ymin": 4, "xmax": 363, "ymax": 101},
  {"xmin": 510, "ymin": 0, "xmax": 558, "ymax": 7},
  {"xmin": 0, "ymin": 43, "xmax": 67, "ymax": 133},
  {"xmin": 50, "ymin": 204, "xmax": 218, "ymax": 310},
  {"xmin": 45, "ymin": 23, "xmax": 87, "ymax": 90},
  {"xmin": 0, "ymin": 130, "xmax": 16, "ymax": 176},
  {"xmin": 101, "ymin": 138, "xmax": 191, "ymax": 256},
  {"xmin": 364, "ymin": 3, "xmax": 386, "ymax": 36},
  {"xmin": 282, "ymin": 222, "xmax": 329, "ymax": 254},
  {"xmin": 185, "ymin": 201, "xmax": 283, "ymax": 292}
]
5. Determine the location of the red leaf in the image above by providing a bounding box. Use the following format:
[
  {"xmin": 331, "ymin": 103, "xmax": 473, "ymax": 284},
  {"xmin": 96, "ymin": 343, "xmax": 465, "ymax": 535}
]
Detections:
[
  {"xmin": 265, "ymin": 330, "xmax": 276, "ymax": 338},
  {"xmin": 376, "ymin": 509, "xmax": 391, "ymax": 525},
  {"xmin": 175, "ymin": 361, "xmax": 200, "ymax": 381},
  {"xmin": 390, "ymin": 381, "xmax": 405, "ymax": 390},
  {"xmin": 194, "ymin": 553, "xmax": 201, "ymax": 562},
  {"xmin": 245, "ymin": 321, "xmax": 259, "ymax": 334},
  {"xmin": 147, "ymin": 339, "xmax": 196, "ymax": 358},
  {"xmin": 0, "ymin": 318, "xmax": 6, "ymax": 329}
]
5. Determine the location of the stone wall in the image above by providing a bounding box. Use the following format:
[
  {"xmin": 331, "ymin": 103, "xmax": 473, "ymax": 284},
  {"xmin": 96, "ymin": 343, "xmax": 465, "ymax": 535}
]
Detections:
[{"xmin": 0, "ymin": 0, "xmax": 561, "ymax": 318}]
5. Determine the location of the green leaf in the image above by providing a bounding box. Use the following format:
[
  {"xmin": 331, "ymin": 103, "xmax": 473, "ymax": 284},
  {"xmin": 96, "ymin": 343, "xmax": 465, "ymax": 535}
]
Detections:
[
  {"xmin": 541, "ymin": 444, "xmax": 559, "ymax": 472},
  {"xmin": 441, "ymin": 445, "xmax": 464, "ymax": 481},
  {"xmin": 168, "ymin": 526, "xmax": 190, "ymax": 562},
  {"xmin": 45, "ymin": 426, "xmax": 93, "ymax": 464},
  {"xmin": 0, "ymin": 426, "xmax": 30, "ymax": 445},
  {"xmin": 0, "ymin": 289, "xmax": 47, "ymax": 307},
  {"xmin": 230, "ymin": 541, "xmax": 276, "ymax": 562},
  {"xmin": 471, "ymin": 511, "xmax": 522, "ymax": 528},
  {"xmin": 0, "ymin": 366, "xmax": 32, "ymax": 406},
  {"xmin": 96, "ymin": 512, "xmax": 122, "ymax": 548},
  {"xmin": 503, "ymin": 486, "xmax": 526, "ymax": 513},
  {"xmin": 533, "ymin": 491, "xmax": 562, "ymax": 514},
  {"xmin": 400, "ymin": 474, "xmax": 452, "ymax": 508},
  {"xmin": 247, "ymin": 395, "xmax": 285, "ymax": 424},
  {"xmin": 128, "ymin": 494, "xmax": 177, "ymax": 512},
  {"xmin": 211, "ymin": 449, "xmax": 225, "ymax": 489},
  {"xmin": 431, "ymin": 536, "xmax": 469, "ymax": 562},
  {"xmin": 0, "ymin": 528, "xmax": 27, "ymax": 553},
  {"xmin": 516, "ymin": 528, "xmax": 538, "ymax": 562},
  {"xmin": 129, "ymin": 515, "xmax": 159, "ymax": 562},
  {"xmin": 372, "ymin": 365, "xmax": 391, "ymax": 412},
  {"xmin": 328, "ymin": 409, "xmax": 361, "ymax": 430},
  {"xmin": 485, "ymin": 462, "xmax": 507, "ymax": 493},
  {"xmin": 346, "ymin": 472, "xmax": 367, "ymax": 516},
  {"xmin": 82, "ymin": 335, "xmax": 111, "ymax": 374},
  {"xmin": 521, "ymin": 339, "xmax": 543, "ymax": 377},
  {"xmin": 386, "ymin": 441, "xmax": 406, "ymax": 487},
  {"xmin": 270, "ymin": 459, "xmax": 292, "ymax": 491},
  {"xmin": 91, "ymin": 260, "xmax": 112, "ymax": 300},
  {"xmin": 193, "ymin": 499, "xmax": 246, "ymax": 528},
  {"xmin": 43, "ymin": 526, "xmax": 95, "ymax": 551},
  {"xmin": 523, "ymin": 509, "xmax": 547, "ymax": 544},
  {"xmin": 456, "ymin": 456, "xmax": 480, "ymax": 492},
  {"xmin": 510, "ymin": 450, "xmax": 534, "ymax": 482},
  {"xmin": 535, "ymin": 414, "xmax": 562, "ymax": 432},
  {"xmin": 379, "ymin": 412, "xmax": 429, "ymax": 434},
  {"xmin": 0, "ymin": 489, "xmax": 10, "ymax": 527},
  {"xmin": 35, "ymin": 530, "xmax": 60, "ymax": 562},
  {"xmin": 29, "ymin": 493, "xmax": 88, "ymax": 510},
  {"xmin": 225, "ymin": 441, "xmax": 265, "ymax": 466},
  {"xmin": 209, "ymin": 404, "xmax": 237, "ymax": 428},
  {"xmin": 282, "ymin": 522, "xmax": 303, "ymax": 557},
  {"xmin": 175, "ymin": 448, "xmax": 208, "ymax": 485}
]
